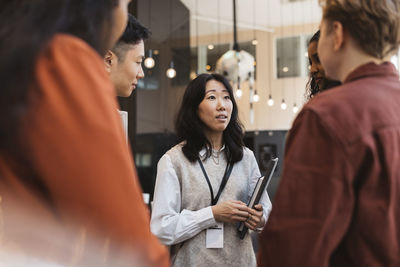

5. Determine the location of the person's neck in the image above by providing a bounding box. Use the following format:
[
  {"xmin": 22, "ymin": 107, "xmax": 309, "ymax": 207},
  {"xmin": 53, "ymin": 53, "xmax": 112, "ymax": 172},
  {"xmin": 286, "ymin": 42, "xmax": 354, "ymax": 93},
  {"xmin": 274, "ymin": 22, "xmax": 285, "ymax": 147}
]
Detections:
[
  {"xmin": 205, "ymin": 131, "xmax": 223, "ymax": 151},
  {"xmin": 338, "ymin": 49, "xmax": 383, "ymax": 83}
]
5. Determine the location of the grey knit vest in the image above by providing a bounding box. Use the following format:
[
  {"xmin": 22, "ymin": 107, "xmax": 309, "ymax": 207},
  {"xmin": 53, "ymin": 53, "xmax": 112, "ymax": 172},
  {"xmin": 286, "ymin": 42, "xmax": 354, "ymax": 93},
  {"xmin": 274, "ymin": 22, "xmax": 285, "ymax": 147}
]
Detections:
[{"xmin": 167, "ymin": 144, "xmax": 256, "ymax": 267}]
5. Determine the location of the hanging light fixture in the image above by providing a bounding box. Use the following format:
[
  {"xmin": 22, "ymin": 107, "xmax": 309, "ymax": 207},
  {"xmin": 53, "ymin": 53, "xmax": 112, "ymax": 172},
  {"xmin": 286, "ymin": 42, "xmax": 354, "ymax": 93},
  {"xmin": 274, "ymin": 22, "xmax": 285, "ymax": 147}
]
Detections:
[
  {"xmin": 217, "ymin": 0, "xmax": 221, "ymax": 55},
  {"xmin": 236, "ymin": 88, "xmax": 243, "ymax": 98},
  {"xmin": 144, "ymin": 49, "xmax": 155, "ymax": 69},
  {"xmin": 267, "ymin": 94, "xmax": 274, "ymax": 106},
  {"xmin": 253, "ymin": 89, "xmax": 260, "ymax": 102},
  {"xmin": 195, "ymin": 0, "xmax": 200, "ymax": 75},
  {"xmin": 207, "ymin": 0, "xmax": 217, "ymax": 53},
  {"xmin": 290, "ymin": 3, "xmax": 299, "ymax": 115},
  {"xmin": 166, "ymin": 0, "xmax": 176, "ymax": 79},
  {"xmin": 166, "ymin": 61, "xmax": 176, "ymax": 79},
  {"xmin": 236, "ymin": 75, "xmax": 242, "ymax": 98},
  {"xmin": 281, "ymin": 99, "xmax": 287, "ymax": 110},
  {"xmin": 144, "ymin": 0, "xmax": 155, "ymax": 69},
  {"xmin": 235, "ymin": 69, "xmax": 242, "ymax": 98},
  {"xmin": 292, "ymin": 103, "xmax": 299, "ymax": 113},
  {"xmin": 266, "ymin": 0, "xmax": 274, "ymax": 107},
  {"xmin": 251, "ymin": 0, "xmax": 257, "ymax": 46}
]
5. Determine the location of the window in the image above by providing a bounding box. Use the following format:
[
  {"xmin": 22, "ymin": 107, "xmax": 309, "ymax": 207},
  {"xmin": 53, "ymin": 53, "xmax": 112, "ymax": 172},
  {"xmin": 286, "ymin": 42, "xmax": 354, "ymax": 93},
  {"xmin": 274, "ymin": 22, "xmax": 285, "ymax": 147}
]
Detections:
[
  {"xmin": 135, "ymin": 153, "xmax": 152, "ymax": 167},
  {"xmin": 276, "ymin": 34, "xmax": 311, "ymax": 78}
]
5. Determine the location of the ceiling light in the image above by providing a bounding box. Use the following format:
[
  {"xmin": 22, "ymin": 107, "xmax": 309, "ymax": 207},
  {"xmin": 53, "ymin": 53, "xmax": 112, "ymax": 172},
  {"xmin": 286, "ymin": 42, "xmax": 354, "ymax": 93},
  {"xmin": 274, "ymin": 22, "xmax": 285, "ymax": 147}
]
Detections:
[
  {"xmin": 166, "ymin": 61, "xmax": 176, "ymax": 79},
  {"xmin": 236, "ymin": 89, "xmax": 243, "ymax": 98},
  {"xmin": 293, "ymin": 103, "xmax": 299, "ymax": 113},
  {"xmin": 267, "ymin": 94, "xmax": 274, "ymax": 106},
  {"xmin": 144, "ymin": 49, "xmax": 155, "ymax": 69},
  {"xmin": 253, "ymin": 91, "xmax": 260, "ymax": 102},
  {"xmin": 281, "ymin": 99, "xmax": 287, "ymax": 110}
]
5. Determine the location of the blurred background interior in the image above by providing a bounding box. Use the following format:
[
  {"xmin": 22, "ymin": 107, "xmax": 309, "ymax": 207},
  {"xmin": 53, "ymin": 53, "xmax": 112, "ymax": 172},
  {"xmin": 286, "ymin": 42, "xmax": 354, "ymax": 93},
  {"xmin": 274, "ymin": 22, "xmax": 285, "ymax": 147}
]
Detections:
[{"xmin": 122, "ymin": 0, "xmax": 400, "ymax": 204}]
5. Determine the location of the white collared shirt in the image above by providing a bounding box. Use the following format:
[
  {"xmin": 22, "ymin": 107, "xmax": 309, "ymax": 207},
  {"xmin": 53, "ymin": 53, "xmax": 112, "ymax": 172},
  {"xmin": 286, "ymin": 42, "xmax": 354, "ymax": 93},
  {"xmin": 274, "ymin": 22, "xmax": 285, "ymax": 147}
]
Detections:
[
  {"xmin": 118, "ymin": 110, "xmax": 128, "ymax": 142},
  {"xmin": 150, "ymin": 145, "xmax": 272, "ymax": 246}
]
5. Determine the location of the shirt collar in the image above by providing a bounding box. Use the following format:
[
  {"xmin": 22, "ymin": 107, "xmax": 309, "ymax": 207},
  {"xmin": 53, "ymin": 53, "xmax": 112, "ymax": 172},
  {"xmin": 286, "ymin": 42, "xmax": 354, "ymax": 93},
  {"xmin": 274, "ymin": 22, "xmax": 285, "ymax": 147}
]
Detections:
[
  {"xmin": 199, "ymin": 145, "xmax": 225, "ymax": 157},
  {"xmin": 344, "ymin": 61, "xmax": 399, "ymax": 84}
]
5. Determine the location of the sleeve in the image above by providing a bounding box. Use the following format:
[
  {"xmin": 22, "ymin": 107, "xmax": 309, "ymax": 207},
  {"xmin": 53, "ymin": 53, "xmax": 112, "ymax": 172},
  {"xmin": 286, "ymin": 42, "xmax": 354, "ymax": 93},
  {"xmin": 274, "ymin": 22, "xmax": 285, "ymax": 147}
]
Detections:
[
  {"xmin": 257, "ymin": 109, "xmax": 353, "ymax": 267},
  {"xmin": 247, "ymin": 150, "xmax": 272, "ymax": 227},
  {"xmin": 150, "ymin": 154, "xmax": 217, "ymax": 245},
  {"xmin": 27, "ymin": 35, "xmax": 169, "ymax": 266}
]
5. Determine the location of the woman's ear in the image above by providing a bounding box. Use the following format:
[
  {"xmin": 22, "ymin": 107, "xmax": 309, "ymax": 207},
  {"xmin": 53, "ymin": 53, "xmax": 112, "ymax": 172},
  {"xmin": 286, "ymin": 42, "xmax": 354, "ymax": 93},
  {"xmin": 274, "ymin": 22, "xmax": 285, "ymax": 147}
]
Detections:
[{"xmin": 104, "ymin": 50, "xmax": 115, "ymax": 73}]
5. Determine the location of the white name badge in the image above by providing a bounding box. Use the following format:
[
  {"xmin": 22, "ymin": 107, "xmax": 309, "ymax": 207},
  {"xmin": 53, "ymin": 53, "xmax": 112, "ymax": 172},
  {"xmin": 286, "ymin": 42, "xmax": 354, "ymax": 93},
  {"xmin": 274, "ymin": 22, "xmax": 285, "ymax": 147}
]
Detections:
[{"xmin": 206, "ymin": 222, "xmax": 224, "ymax": 248}]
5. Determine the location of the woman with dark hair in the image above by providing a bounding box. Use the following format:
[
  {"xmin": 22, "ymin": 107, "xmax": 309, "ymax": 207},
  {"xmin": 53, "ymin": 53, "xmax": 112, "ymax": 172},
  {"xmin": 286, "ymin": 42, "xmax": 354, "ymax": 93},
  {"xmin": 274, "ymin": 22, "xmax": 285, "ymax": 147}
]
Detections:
[
  {"xmin": 306, "ymin": 30, "xmax": 341, "ymax": 100},
  {"xmin": 151, "ymin": 73, "xmax": 272, "ymax": 266},
  {"xmin": 0, "ymin": 1, "xmax": 168, "ymax": 265}
]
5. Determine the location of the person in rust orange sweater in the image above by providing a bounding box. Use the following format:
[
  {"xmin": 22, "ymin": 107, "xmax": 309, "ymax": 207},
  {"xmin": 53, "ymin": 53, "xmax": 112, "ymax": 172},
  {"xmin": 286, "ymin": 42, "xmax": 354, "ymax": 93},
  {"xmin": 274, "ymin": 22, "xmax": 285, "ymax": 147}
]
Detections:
[{"xmin": 0, "ymin": 1, "xmax": 168, "ymax": 266}]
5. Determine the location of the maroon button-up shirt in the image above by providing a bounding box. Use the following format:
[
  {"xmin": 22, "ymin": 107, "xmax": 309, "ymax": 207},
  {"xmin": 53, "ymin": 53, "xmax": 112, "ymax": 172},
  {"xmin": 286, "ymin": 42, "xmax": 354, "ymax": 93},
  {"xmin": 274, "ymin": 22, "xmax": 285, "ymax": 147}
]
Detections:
[{"xmin": 258, "ymin": 62, "xmax": 400, "ymax": 267}]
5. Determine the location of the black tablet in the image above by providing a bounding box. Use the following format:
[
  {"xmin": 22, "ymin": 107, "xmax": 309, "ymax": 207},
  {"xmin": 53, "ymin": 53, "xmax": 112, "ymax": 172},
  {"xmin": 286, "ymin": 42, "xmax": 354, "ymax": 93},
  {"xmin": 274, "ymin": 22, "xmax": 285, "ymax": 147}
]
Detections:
[{"xmin": 237, "ymin": 157, "xmax": 278, "ymax": 239}]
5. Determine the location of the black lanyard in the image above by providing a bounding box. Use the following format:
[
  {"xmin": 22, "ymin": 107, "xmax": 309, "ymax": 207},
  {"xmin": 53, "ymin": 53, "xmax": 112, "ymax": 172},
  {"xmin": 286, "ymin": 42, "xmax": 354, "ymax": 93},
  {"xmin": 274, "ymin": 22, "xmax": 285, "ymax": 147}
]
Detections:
[{"xmin": 198, "ymin": 159, "xmax": 234, "ymax": 205}]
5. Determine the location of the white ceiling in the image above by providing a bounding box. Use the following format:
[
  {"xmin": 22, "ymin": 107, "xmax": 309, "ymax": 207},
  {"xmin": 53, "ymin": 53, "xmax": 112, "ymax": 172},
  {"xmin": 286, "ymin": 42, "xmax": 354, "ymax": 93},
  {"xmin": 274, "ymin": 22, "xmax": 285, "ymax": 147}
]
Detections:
[{"xmin": 180, "ymin": 0, "xmax": 322, "ymax": 36}]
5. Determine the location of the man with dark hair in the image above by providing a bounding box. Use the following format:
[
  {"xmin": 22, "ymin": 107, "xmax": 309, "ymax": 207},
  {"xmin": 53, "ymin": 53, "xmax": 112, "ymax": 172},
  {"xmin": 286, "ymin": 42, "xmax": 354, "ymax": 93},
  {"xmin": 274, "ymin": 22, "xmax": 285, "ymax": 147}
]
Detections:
[
  {"xmin": 104, "ymin": 14, "xmax": 150, "ymax": 138},
  {"xmin": 258, "ymin": 0, "xmax": 400, "ymax": 266},
  {"xmin": 104, "ymin": 14, "xmax": 150, "ymax": 97}
]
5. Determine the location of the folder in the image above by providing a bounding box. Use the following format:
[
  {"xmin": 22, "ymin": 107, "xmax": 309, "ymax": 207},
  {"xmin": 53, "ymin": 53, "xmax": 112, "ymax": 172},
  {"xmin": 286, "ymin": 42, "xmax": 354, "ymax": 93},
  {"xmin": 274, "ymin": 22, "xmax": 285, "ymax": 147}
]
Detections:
[{"xmin": 237, "ymin": 157, "xmax": 278, "ymax": 239}]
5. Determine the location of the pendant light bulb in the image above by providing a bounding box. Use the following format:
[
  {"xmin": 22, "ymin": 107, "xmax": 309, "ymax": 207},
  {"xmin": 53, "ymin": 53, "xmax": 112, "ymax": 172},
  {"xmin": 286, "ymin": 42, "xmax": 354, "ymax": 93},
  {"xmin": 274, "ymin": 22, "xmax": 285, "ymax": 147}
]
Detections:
[
  {"xmin": 293, "ymin": 103, "xmax": 299, "ymax": 113},
  {"xmin": 236, "ymin": 89, "xmax": 243, "ymax": 98},
  {"xmin": 267, "ymin": 94, "xmax": 274, "ymax": 106},
  {"xmin": 166, "ymin": 61, "xmax": 176, "ymax": 79},
  {"xmin": 253, "ymin": 92, "xmax": 260, "ymax": 102},
  {"xmin": 144, "ymin": 57, "xmax": 155, "ymax": 69},
  {"xmin": 144, "ymin": 49, "xmax": 155, "ymax": 69},
  {"xmin": 281, "ymin": 99, "xmax": 287, "ymax": 110}
]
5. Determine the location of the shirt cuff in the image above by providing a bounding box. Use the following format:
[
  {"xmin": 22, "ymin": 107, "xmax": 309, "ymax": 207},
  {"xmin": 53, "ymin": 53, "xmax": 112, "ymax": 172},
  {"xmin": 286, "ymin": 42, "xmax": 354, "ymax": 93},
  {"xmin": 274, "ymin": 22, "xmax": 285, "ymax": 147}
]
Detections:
[
  {"xmin": 254, "ymin": 214, "xmax": 267, "ymax": 233},
  {"xmin": 196, "ymin": 206, "xmax": 217, "ymax": 228}
]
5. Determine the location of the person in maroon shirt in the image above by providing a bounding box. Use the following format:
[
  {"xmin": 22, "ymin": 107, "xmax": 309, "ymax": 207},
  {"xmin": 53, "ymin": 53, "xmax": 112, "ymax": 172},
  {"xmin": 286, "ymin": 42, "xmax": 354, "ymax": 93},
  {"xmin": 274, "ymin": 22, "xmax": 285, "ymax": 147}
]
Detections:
[{"xmin": 258, "ymin": 1, "xmax": 400, "ymax": 266}]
